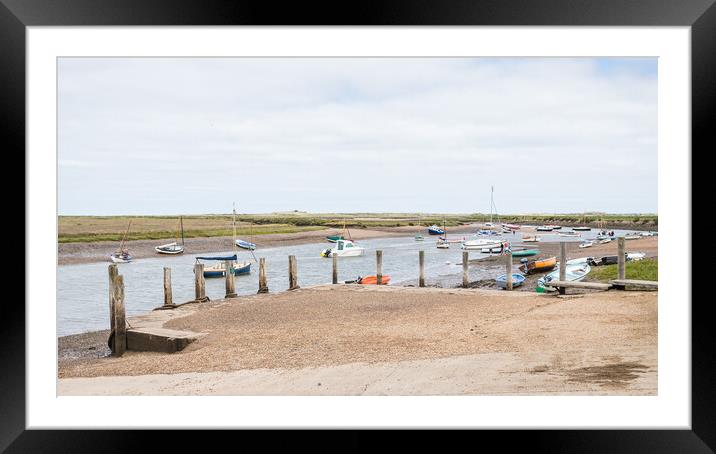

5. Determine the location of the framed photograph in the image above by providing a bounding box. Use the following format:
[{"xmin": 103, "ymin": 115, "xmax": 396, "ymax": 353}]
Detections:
[{"xmin": 7, "ymin": 0, "xmax": 710, "ymax": 449}]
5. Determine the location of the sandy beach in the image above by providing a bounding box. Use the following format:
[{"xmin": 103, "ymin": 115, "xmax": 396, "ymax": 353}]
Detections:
[{"xmin": 59, "ymin": 284, "xmax": 657, "ymax": 395}]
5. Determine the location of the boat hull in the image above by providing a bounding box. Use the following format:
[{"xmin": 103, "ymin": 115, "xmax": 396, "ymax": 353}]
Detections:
[
  {"xmin": 519, "ymin": 256, "xmax": 557, "ymax": 274},
  {"xmin": 202, "ymin": 261, "xmax": 251, "ymax": 278},
  {"xmin": 495, "ymin": 273, "xmax": 526, "ymax": 289},
  {"xmin": 109, "ymin": 254, "xmax": 133, "ymax": 263},
  {"xmin": 428, "ymin": 228, "xmax": 445, "ymax": 235},
  {"xmin": 511, "ymin": 249, "xmax": 539, "ymax": 257},
  {"xmin": 358, "ymin": 275, "xmax": 391, "ymax": 285}
]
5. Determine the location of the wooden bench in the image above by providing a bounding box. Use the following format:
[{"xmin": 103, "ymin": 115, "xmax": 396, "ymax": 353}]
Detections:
[
  {"xmin": 610, "ymin": 279, "xmax": 659, "ymax": 291},
  {"xmin": 547, "ymin": 280, "xmax": 613, "ymax": 295}
]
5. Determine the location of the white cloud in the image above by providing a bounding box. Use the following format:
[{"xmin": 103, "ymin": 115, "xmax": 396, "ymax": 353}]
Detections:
[{"xmin": 58, "ymin": 57, "xmax": 657, "ymax": 215}]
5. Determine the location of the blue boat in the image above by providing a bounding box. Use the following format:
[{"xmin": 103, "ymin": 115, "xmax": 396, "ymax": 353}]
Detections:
[
  {"xmin": 495, "ymin": 273, "xmax": 526, "ymax": 289},
  {"xmin": 428, "ymin": 224, "xmax": 445, "ymax": 235},
  {"xmin": 196, "ymin": 255, "xmax": 251, "ymax": 278},
  {"xmin": 235, "ymin": 239, "xmax": 256, "ymax": 250}
]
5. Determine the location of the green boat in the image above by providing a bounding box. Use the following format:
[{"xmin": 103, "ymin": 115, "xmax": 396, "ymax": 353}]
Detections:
[
  {"xmin": 326, "ymin": 235, "xmax": 344, "ymax": 243},
  {"xmin": 511, "ymin": 249, "xmax": 539, "ymax": 257}
]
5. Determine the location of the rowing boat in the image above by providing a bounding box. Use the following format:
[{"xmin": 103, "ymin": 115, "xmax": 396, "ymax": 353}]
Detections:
[{"xmin": 495, "ymin": 273, "xmax": 526, "ymax": 289}]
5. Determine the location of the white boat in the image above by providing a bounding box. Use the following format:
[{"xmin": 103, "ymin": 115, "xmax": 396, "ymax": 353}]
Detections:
[
  {"xmin": 154, "ymin": 242, "xmax": 185, "ymax": 254},
  {"xmin": 578, "ymin": 241, "xmax": 593, "ymax": 248},
  {"xmin": 536, "ymin": 226, "xmax": 553, "ymax": 232},
  {"xmin": 521, "ymin": 235, "xmax": 541, "ymax": 242},
  {"xmin": 321, "ymin": 239, "xmax": 364, "ymax": 257},
  {"xmin": 110, "ymin": 251, "xmax": 133, "ymax": 263},
  {"xmin": 624, "ymin": 233, "xmax": 642, "ymax": 240},
  {"xmin": 436, "ymin": 218, "xmax": 450, "ymax": 249},
  {"xmin": 538, "ymin": 261, "xmax": 592, "ymax": 290},
  {"xmin": 627, "ymin": 252, "xmax": 646, "ymax": 261},
  {"xmin": 155, "ymin": 217, "xmax": 185, "ymax": 254},
  {"xmin": 599, "ymin": 238, "xmax": 612, "ymax": 244},
  {"xmin": 558, "ymin": 231, "xmax": 580, "ymax": 237},
  {"xmin": 109, "ymin": 220, "xmax": 133, "ymax": 263},
  {"xmin": 462, "ymin": 239, "xmax": 507, "ymax": 251}
]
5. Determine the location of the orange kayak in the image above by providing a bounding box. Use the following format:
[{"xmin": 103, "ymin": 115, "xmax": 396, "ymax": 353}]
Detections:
[{"xmin": 358, "ymin": 275, "xmax": 391, "ymax": 285}]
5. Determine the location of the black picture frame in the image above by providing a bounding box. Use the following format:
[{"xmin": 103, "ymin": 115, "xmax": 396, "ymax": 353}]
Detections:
[{"xmin": 4, "ymin": 0, "xmax": 709, "ymax": 450}]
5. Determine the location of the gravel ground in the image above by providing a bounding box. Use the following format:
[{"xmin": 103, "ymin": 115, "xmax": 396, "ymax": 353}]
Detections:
[{"xmin": 59, "ymin": 285, "xmax": 657, "ymax": 390}]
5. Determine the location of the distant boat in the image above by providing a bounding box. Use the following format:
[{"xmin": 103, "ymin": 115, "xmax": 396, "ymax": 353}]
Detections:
[
  {"xmin": 235, "ymin": 239, "xmax": 256, "ymax": 250},
  {"xmin": 579, "ymin": 241, "xmax": 594, "ymax": 248},
  {"xmin": 624, "ymin": 233, "xmax": 642, "ymax": 240},
  {"xmin": 154, "ymin": 242, "xmax": 184, "ymax": 255},
  {"xmin": 155, "ymin": 217, "xmax": 185, "ymax": 255},
  {"xmin": 436, "ymin": 218, "xmax": 450, "ymax": 249},
  {"xmin": 558, "ymin": 231, "xmax": 580, "ymax": 237},
  {"xmin": 536, "ymin": 226, "xmax": 553, "ymax": 232},
  {"xmin": 415, "ymin": 216, "xmax": 424, "ymax": 241},
  {"xmin": 598, "ymin": 238, "xmax": 612, "ymax": 244},
  {"xmin": 321, "ymin": 239, "xmax": 364, "ymax": 257},
  {"xmin": 110, "ymin": 220, "xmax": 133, "ymax": 263},
  {"xmin": 511, "ymin": 249, "xmax": 539, "ymax": 257},
  {"xmin": 477, "ymin": 229, "xmax": 500, "ymax": 236},
  {"xmin": 547, "ymin": 225, "xmax": 562, "ymax": 230},
  {"xmin": 573, "ymin": 226, "xmax": 591, "ymax": 231},
  {"xmin": 501, "ymin": 223, "xmax": 520, "ymax": 230},
  {"xmin": 462, "ymin": 239, "xmax": 506, "ymax": 251},
  {"xmin": 495, "ymin": 273, "xmax": 526, "ymax": 289},
  {"xmin": 110, "ymin": 250, "xmax": 133, "ymax": 263},
  {"xmin": 521, "ymin": 235, "xmax": 540, "ymax": 242},
  {"xmin": 428, "ymin": 225, "xmax": 445, "ymax": 235}
]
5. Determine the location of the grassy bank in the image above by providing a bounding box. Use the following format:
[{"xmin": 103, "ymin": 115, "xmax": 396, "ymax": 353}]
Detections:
[
  {"xmin": 59, "ymin": 212, "xmax": 658, "ymax": 243},
  {"xmin": 588, "ymin": 258, "xmax": 658, "ymax": 282}
]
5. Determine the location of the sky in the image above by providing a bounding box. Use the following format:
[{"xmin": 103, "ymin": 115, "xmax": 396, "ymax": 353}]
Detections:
[{"xmin": 58, "ymin": 57, "xmax": 657, "ymax": 215}]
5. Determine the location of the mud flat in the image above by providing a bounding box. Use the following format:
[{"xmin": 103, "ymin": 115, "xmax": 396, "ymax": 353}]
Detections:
[{"xmin": 59, "ymin": 285, "xmax": 656, "ymax": 396}]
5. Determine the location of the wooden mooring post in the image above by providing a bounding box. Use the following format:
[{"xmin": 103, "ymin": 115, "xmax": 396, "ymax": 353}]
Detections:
[
  {"xmin": 108, "ymin": 264, "xmax": 118, "ymax": 338},
  {"xmin": 505, "ymin": 250, "xmax": 513, "ymax": 290},
  {"xmin": 419, "ymin": 250, "xmax": 425, "ymax": 288},
  {"xmin": 618, "ymin": 237, "xmax": 626, "ymax": 280},
  {"xmin": 108, "ymin": 266, "xmax": 126, "ymax": 357},
  {"xmin": 332, "ymin": 254, "xmax": 338, "ymax": 285},
  {"xmin": 258, "ymin": 257, "xmax": 269, "ymax": 294},
  {"xmin": 376, "ymin": 250, "xmax": 383, "ymax": 285},
  {"xmin": 224, "ymin": 260, "xmax": 237, "ymax": 298},
  {"xmin": 288, "ymin": 255, "xmax": 300, "ymax": 290},
  {"xmin": 462, "ymin": 251, "xmax": 469, "ymax": 287},
  {"xmin": 559, "ymin": 242, "xmax": 567, "ymax": 282},
  {"xmin": 194, "ymin": 263, "xmax": 208, "ymax": 302},
  {"xmin": 162, "ymin": 267, "xmax": 174, "ymax": 307}
]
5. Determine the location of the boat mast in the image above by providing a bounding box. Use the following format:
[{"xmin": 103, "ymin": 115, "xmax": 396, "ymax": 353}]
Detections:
[
  {"xmin": 232, "ymin": 203, "xmax": 237, "ymax": 254},
  {"xmin": 180, "ymin": 216, "xmax": 185, "ymax": 245},
  {"xmin": 490, "ymin": 186, "xmax": 494, "ymax": 224},
  {"xmin": 118, "ymin": 219, "xmax": 131, "ymax": 252}
]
